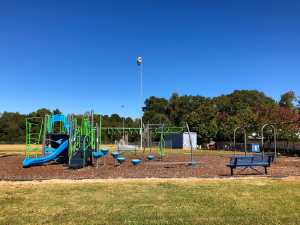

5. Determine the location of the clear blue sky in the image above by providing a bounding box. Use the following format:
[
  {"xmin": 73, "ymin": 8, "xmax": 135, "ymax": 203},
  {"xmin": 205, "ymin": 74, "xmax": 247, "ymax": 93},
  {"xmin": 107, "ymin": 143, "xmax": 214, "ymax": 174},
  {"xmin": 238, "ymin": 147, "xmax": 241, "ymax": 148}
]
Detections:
[{"xmin": 1, "ymin": 0, "xmax": 299, "ymax": 120}]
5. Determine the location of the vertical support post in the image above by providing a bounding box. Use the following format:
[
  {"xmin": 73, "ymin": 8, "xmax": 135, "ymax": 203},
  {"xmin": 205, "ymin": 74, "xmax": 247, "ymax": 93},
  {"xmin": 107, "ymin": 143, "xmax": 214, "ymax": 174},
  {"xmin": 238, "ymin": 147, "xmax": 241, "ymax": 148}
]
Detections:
[
  {"xmin": 141, "ymin": 62, "xmax": 143, "ymax": 150},
  {"xmin": 67, "ymin": 114, "xmax": 70, "ymax": 123},
  {"xmin": 91, "ymin": 110, "xmax": 94, "ymax": 149},
  {"xmin": 91, "ymin": 110, "xmax": 94, "ymax": 128},
  {"xmin": 68, "ymin": 122, "xmax": 72, "ymax": 164},
  {"xmin": 261, "ymin": 125, "xmax": 266, "ymax": 156},
  {"xmin": 72, "ymin": 120, "xmax": 77, "ymax": 158},
  {"xmin": 150, "ymin": 130, "xmax": 152, "ymax": 155},
  {"xmin": 96, "ymin": 123, "xmax": 99, "ymax": 168},
  {"xmin": 186, "ymin": 122, "xmax": 193, "ymax": 162},
  {"xmin": 160, "ymin": 133, "xmax": 164, "ymax": 161},
  {"xmin": 274, "ymin": 126, "xmax": 277, "ymax": 161},
  {"xmin": 71, "ymin": 113, "xmax": 74, "ymax": 121},
  {"xmin": 90, "ymin": 110, "xmax": 94, "ymax": 164},
  {"xmin": 42, "ymin": 113, "xmax": 47, "ymax": 157},
  {"xmin": 234, "ymin": 128, "xmax": 237, "ymax": 157},
  {"xmin": 100, "ymin": 115, "xmax": 102, "ymax": 150},
  {"xmin": 243, "ymin": 128, "xmax": 247, "ymax": 156}
]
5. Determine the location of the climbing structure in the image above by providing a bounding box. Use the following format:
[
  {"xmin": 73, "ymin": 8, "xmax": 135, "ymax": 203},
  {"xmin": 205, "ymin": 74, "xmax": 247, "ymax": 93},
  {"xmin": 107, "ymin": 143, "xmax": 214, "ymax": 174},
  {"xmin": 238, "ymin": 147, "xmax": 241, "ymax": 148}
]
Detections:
[{"xmin": 23, "ymin": 110, "xmax": 102, "ymax": 169}]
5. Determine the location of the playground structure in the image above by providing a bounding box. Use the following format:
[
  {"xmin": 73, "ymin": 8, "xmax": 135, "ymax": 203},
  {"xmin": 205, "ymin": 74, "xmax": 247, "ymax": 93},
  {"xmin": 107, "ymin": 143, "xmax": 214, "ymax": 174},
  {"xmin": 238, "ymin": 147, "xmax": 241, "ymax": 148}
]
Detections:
[
  {"xmin": 143, "ymin": 122, "xmax": 202, "ymax": 168},
  {"xmin": 21, "ymin": 108, "xmax": 300, "ymax": 174},
  {"xmin": 234, "ymin": 121, "xmax": 300, "ymax": 161},
  {"xmin": 102, "ymin": 127, "xmax": 142, "ymax": 145},
  {"xmin": 23, "ymin": 110, "xmax": 103, "ymax": 168},
  {"xmin": 22, "ymin": 111, "xmax": 203, "ymax": 169}
]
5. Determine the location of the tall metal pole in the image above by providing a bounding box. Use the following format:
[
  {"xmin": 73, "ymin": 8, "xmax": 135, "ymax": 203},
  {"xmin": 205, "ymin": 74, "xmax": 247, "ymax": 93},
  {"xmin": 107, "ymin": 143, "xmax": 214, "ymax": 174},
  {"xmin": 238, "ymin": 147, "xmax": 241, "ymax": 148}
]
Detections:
[
  {"xmin": 141, "ymin": 61, "xmax": 143, "ymax": 149},
  {"xmin": 137, "ymin": 57, "xmax": 143, "ymax": 149}
]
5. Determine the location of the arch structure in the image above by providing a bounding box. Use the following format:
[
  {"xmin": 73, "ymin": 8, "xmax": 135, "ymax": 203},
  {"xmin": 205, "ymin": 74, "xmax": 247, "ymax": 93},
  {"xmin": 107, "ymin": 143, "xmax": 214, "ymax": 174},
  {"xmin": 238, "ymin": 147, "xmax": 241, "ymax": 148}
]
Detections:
[{"xmin": 234, "ymin": 121, "xmax": 300, "ymax": 161}]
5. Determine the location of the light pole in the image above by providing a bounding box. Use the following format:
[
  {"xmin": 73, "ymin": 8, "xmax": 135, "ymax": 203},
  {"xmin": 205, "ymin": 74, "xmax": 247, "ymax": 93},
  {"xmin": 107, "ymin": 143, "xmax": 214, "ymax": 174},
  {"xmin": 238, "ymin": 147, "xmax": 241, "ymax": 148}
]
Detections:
[
  {"xmin": 122, "ymin": 104, "xmax": 124, "ymax": 144},
  {"xmin": 137, "ymin": 57, "xmax": 142, "ymax": 149}
]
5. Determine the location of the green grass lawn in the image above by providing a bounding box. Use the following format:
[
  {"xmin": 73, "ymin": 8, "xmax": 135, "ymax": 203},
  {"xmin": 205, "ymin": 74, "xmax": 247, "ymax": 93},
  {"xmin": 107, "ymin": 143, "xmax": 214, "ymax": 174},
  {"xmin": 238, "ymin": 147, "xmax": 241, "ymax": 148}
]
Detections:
[{"xmin": 1, "ymin": 178, "xmax": 300, "ymax": 224}]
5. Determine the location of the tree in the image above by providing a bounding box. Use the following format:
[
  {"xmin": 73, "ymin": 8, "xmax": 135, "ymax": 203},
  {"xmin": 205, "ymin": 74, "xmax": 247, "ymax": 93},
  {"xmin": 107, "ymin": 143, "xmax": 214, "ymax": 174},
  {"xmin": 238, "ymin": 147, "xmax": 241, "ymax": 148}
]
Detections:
[
  {"xmin": 166, "ymin": 92, "xmax": 180, "ymax": 126},
  {"xmin": 213, "ymin": 90, "xmax": 278, "ymax": 116},
  {"xmin": 53, "ymin": 109, "xmax": 62, "ymax": 115},
  {"xmin": 143, "ymin": 96, "xmax": 169, "ymax": 114},
  {"xmin": 279, "ymin": 91, "xmax": 297, "ymax": 109},
  {"xmin": 143, "ymin": 96, "xmax": 169, "ymax": 125},
  {"xmin": 215, "ymin": 112, "xmax": 240, "ymax": 142},
  {"xmin": 185, "ymin": 106, "xmax": 219, "ymax": 145}
]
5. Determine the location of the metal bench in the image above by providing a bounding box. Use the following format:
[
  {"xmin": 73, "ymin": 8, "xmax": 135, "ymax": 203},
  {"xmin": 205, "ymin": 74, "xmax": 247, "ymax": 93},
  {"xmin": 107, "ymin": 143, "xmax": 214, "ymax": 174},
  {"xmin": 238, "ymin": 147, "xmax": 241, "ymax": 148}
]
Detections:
[
  {"xmin": 117, "ymin": 145, "xmax": 138, "ymax": 155},
  {"xmin": 226, "ymin": 155, "xmax": 274, "ymax": 175},
  {"xmin": 144, "ymin": 161, "xmax": 203, "ymax": 169}
]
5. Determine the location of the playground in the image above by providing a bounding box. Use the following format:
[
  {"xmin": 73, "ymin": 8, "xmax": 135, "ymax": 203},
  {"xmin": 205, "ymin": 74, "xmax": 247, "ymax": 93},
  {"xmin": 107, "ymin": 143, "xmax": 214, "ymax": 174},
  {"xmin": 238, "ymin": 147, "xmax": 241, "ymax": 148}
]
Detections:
[
  {"xmin": 1, "ymin": 153, "xmax": 300, "ymax": 180},
  {"xmin": 0, "ymin": 111, "xmax": 300, "ymax": 179},
  {"xmin": 1, "ymin": 113, "xmax": 300, "ymax": 224}
]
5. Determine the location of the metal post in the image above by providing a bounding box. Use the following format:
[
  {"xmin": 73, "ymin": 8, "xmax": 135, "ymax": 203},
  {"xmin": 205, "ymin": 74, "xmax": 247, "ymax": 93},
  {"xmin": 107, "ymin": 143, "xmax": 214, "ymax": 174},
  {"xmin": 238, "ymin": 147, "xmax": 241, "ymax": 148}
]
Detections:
[
  {"xmin": 234, "ymin": 128, "xmax": 237, "ymax": 157},
  {"xmin": 42, "ymin": 113, "xmax": 47, "ymax": 157},
  {"xmin": 90, "ymin": 110, "xmax": 94, "ymax": 164},
  {"xmin": 71, "ymin": 113, "xmax": 74, "ymax": 121},
  {"xmin": 261, "ymin": 125, "xmax": 266, "ymax": 156},
  {"xmin": 271, "ymin": 125, "xmax": 277, "ymax": 161},
  {"xmin": 91, "ymin": 110, "xmax": 94, "ymax": 128},
  {"xmin": 150, "ymin": 130, "xmax": 152, "ymax": 155},
  {"xmin": 72, "ymin": 120, "xmax": 77, "ymax": 157},
  {"xmin": 186, "ymin": 122, "xmax": 193, "ymax": 162},
  {"xmin": 243, "ymin": 128, "xmax": 246, "ymax": 156},
  {"xmin": 122, "ymin": 104, "xmax": 124, "ymax": 143},
  {"xmin": 100, "ymin": 115, "xmax": 101, "ymax": 150},
  {"xmin": 68, "ymin": 123, "xmax": 72, "ymax": 164},
  {"xmin": 141, "ymin": 60, "xmax": 143, "ymax": 149},
  {"xmin": 67, "ymin": 114, "xmax": 70, "ymax": 123},
  {"xmin": 160, "ymin": 133, "xmax": 164, "ymax": 161},
  {"xmin": 96, "ymin": 123, "xmax": 99, "ymax": 168}
]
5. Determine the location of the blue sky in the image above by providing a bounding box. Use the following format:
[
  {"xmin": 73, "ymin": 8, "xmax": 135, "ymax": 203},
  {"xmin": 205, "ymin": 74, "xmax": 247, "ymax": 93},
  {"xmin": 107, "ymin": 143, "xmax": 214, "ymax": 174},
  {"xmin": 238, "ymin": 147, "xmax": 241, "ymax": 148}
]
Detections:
[{"xmin": 1, "ymin": 0, "xmax": 299, "ymax": 120}]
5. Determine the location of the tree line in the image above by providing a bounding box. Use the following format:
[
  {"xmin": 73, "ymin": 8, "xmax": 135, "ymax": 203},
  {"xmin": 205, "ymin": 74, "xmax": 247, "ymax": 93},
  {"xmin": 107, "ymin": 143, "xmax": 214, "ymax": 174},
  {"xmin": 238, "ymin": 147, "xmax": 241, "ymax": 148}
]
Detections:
[
  {"xmin": 143, "ymin": 90, "xmax": 300, "ymax": 146},
  {"xmin": 0, "ymin": 108, "xmax": 141, "ymax": 144},
  {"xmin": 0, "ymin": 90, "xmax": 299, "ymax": 145}
]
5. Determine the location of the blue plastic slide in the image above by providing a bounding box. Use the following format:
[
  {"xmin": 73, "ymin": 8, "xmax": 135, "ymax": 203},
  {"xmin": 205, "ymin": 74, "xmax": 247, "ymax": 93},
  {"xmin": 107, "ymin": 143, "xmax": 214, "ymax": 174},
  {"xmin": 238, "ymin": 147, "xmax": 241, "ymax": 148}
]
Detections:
[{"xmin": 22, "ymin": 140, "xmax": 69, "ymax": 167}]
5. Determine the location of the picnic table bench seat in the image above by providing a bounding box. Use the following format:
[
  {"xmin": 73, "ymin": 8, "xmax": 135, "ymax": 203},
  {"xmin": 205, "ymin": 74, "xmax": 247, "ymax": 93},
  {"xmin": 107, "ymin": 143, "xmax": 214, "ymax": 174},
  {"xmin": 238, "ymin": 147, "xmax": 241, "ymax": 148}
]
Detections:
[
  {"xmin": 117, "ymin": 145, "xmax": 138, "ymax": 155},
  {"xmin": 226, "ymin": 155, "xmax": 274, "ymax": 175}
]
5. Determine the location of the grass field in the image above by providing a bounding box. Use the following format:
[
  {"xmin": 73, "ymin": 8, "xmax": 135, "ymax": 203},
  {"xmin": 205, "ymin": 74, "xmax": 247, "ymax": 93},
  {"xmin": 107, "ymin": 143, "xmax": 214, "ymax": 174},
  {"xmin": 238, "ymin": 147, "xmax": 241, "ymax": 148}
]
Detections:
[
  {"xmin": 0, "ymin": 144, "xmax": 244, "ymax": 156},
  {"xmin": 0, "ymin": 177, "xmax": 300, "ymax": 224}
]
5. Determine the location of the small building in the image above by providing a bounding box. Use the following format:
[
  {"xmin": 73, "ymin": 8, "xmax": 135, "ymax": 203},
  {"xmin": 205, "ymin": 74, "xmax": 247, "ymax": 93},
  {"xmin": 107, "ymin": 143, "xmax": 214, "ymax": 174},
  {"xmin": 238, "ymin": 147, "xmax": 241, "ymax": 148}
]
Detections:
[{"xmin": 165, "ymin": 132, "xmax": 197, "ymax": 149}]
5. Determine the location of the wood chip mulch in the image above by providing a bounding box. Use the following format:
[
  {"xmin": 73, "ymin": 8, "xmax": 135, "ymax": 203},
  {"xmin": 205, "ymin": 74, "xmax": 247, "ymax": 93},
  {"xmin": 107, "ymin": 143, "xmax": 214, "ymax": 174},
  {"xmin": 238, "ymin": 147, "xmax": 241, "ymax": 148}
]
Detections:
[{"xmin": 1, "ymin": 154, "xmax": 300, "ymax": 180}]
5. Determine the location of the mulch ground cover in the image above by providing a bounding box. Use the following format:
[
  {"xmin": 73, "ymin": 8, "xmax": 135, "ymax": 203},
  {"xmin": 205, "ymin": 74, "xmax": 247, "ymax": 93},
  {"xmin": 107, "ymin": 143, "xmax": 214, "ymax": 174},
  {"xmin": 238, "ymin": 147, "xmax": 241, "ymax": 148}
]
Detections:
[{"xmin": 1, "ymin": 154, "xmax": 300, "ymax": 180}]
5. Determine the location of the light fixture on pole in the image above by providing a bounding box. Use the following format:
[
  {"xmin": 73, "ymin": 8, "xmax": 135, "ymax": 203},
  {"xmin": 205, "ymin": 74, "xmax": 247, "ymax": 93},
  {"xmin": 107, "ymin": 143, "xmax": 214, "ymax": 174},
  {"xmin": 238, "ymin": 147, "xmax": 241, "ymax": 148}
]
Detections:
[
  {"xmin": 122, "ymin": 104, "xmax": 124, "ymax": 144},
  {"xmin": 137, "ymin": 57, "xmax": 142, "ymax": 148}
]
